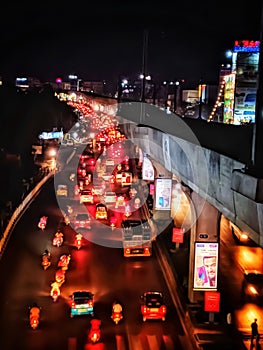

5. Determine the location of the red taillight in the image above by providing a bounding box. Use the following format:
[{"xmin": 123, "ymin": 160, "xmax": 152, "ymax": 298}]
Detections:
[
  {"xmin": 145, "ymin": 247, "xmax": 149, "ymax": 253},
  {"xmin": 33, "ymin": 320, "xmax": 37, "ymax": 324},
  {"xmin": 142, "ymin": 306, "xmax": 147, "ymax": 314},
  {"xmin": 88, "ymin": 300, "xmax": 93, "ymax": 307},
  {"xmin": 71, "ymin": 301, "xmax": 76, "ymax": 308},
  {"xmin": 161, "ymin": 306, "xmax": 166, "ymax": 313},
  {"xmin": 125, "ymin": 248, "xmax": 130, "ymax": 255}
]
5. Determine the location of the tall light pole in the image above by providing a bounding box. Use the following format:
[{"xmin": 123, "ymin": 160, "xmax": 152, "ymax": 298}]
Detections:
[
  {"xmin": 252, "ymin": 2, "xmax": 263, "ymax": 177},
  {"xmin": 141, "ymin": 29, "xmax": 149, "ymax": 102}
]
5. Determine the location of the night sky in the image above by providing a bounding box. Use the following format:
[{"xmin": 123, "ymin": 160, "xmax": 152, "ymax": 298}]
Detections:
[{"xmin": 1, "ymin": 1, "xmax": 262, "ymax": 87}]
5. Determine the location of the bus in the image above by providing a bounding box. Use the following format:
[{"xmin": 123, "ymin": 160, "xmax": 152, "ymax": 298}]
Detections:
[{"xmin": 121, "ymin": 219, "xmax": 152, "ymax": 257}]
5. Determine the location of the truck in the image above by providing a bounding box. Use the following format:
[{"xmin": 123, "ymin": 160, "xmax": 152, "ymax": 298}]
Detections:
[{"xmin": 121, "ymin": 219, "xmax": 152, "ymax": 257}]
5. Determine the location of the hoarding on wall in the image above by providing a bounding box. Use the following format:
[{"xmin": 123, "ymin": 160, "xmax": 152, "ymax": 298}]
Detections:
[
  {"xmin": 223, "ymin": 74, "xmax": 235, "ymax": 123},
  {"xmin": 235, "ymin": 52, "xmax": 259, "ymax": 87},
  {"xmin": 193, "ymin": 242, "xmax": 219, "ymax": 291},
  {"xmin": 234, "ymin": 87, "xmax": 256, "ymax": 124},
  {"xmin": 155, "ymin": 178, "xmax": 172, "ymax": 210},
  {"xmin": 39, "ymin": 131, "xmax": 63, "ymax": 140},
  {"xmin": 233, "ymin": 40, "xmax": 260, "ymax": 53},
  {"xmin": 142, "ymin": 154, "xmax": 155, "ymax": 181}
]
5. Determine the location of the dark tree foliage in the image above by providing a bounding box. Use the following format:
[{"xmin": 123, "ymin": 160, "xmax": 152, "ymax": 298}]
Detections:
[{"xmin": 0, "ymin": 85, "xmax": 76, "ymax": 206}]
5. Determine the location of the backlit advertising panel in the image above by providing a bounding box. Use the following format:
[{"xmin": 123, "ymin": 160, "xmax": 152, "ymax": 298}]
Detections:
[
  {"xmin": 155, "ymin": 178, "xmax": 172, "ymax": 210},
  {"xmin": 234, "ymin": 87, "xmax": 256, "ymax": 124},
  {"xmin": 142, "ymin": 154, "xmax": 154, "ymax": 181},
  {"xmin": 193, "ymin": 242, "xmax": 219, "ymax": 291},
  {"xmin": 223, "ymin": 74, "xmax": 235, "ymax": 123}
]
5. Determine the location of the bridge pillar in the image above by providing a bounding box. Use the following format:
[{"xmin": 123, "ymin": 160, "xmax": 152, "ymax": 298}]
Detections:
[{"xmin": 188, "ymin": 192, "xmax": 220, "ymax": 303}]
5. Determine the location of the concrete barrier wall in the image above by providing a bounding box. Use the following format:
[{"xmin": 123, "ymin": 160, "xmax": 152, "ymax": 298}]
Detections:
[{"xmin": 0, "ymin": 171, "xmax": 55, "ymax": 258}]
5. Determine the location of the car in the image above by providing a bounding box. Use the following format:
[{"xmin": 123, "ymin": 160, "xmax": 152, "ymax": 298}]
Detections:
[
  {"xmin": 80, "ymin": 189, "xmax": 94, "ymax": 204},
  {"xmin": 140, "ymin": 291, "xmax": 166, "ymax": 322},
  {"xmin": 70, "ymin": 291, "xmax": 94, "ymax": 317},
  {"xmin": 73, "ymin": 213, "xmax": 91, "ymax": 230},
  {"xmin": 104, "ymin": 191, "xmax": 117, "ymax": 207},
  {"xmin": 56, "ymin": 185, "xmax": 68, "ymax": 197},
  {"xmin": 95, "ymin": 203, "xmax": 108, "ymax": 220},
  {"xmin": 241, "ymin": 271, "xmax": 263, "ymax": 303}
]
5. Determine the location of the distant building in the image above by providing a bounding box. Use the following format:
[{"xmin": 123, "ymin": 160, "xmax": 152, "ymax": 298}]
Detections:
[{"xmin": 15, "ymin": 77, "xmax": 41, "ymax": 91}]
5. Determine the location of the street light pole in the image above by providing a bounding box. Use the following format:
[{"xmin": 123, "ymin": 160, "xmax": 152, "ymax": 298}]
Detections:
[
  {"xmin": 251, "ymin": 2, "xmax": 263, "ymax": 177},
  {"xmin": 141, "ymin": 29, "xmax": 148, "ymax": 102}
]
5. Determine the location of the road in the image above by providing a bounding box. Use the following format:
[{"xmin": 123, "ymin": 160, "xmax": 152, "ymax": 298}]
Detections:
[{"xmin": 0, "ymin": 176, "xmax": 187, "ymax": 350}]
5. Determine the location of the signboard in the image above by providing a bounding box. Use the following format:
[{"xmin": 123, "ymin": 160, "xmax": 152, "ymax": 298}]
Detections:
[
  {"xmin": 233, "ymin": 40, "xmax": 260, "ymax": 53},
  {"xmin": 150, "ymin": 183, "xmax": 155, "ymax": 195},
  {"xmin": 155, "ymin": 178, "xmax": 172, "ymax": 210},
  {"xmin": 193, "ymin": 242, "xmax": 219, "ymax": 290},
  {"xmin": 204, "ymin": 291, "xmax": 220, "ymax": 312},
  {"xmin": 234, "ymin": 87, "xmax": 256, "ymax": 124},
  {"xmin": 39, "ymin": 131, "xmax": 63, "ymax": 140},
  {"xmin": 223, "ymin": 74, "xmax": 235, "ymax": 123},
  {"xmin": 172, "ymin": 228, "xmax": 184, "ymax": 243},
  {"xmin": 142, "ymin": 154, "xmax": 154, "ymax": 181}
]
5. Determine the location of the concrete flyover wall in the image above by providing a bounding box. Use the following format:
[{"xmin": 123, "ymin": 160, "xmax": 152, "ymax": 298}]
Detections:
[{"xmin": 122, "ymin": 121, "xmax": 263, "ymax": 246}]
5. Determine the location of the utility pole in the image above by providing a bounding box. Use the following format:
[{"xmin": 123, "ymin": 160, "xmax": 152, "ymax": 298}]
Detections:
[
  {"xmin": 141, "ymin": 29, "xmax": 148, "ymax": 103},
  {"xmin": 251, "ymin": 2, "xmax": 263, "ymax": 178}
]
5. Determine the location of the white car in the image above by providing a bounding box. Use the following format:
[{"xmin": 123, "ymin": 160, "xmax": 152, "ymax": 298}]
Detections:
[{"xmin": 80, "ymin": 189, "xmax": 94, "ymax": 204}]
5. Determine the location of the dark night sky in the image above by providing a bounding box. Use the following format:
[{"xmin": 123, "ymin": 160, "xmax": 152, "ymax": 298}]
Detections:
[{"xmin": 0, "ymin": 1, "xmax": 262, "ymax": 87}]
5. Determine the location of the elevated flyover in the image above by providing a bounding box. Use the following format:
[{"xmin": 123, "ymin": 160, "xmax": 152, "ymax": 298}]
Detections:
[{"xmin": 117, "ymin": 102, "xmax": 263, "ymax": 247}]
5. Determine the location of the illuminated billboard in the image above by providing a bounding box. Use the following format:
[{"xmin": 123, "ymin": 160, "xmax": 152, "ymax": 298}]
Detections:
[
  {"xmin": 223, "ymin": 74, "xmax": 235, "ymax": 123},
  {"xmin": 155, "ymin": 178, "xmax": 172, "ymax": 210},
  {"xmin": 234, "ymin": 87, "xmax": 256, "ymax": 124},
  {"xmin": 233, "ymin": 40, "xmax": 260, "ymax": 53},
  {"xmin": 142, "ymin": 154, "xmax": 154, "ymax": 181},
  {"xmin": 193, "ymin": 242, "xmax": 219, "ymax": 291}
]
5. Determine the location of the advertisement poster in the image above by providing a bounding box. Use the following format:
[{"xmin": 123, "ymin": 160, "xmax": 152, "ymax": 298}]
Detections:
[
  {"xmin": 193, "ymin": 242, "xmax": 219, "ymax": 291},
  {"xmin": 142, "ymin": 154, "xmax": 155, "ymax": 181},
  {"xmin": 155, "ymin": 178, "xmax": 172, "ymax": 210},
  {"xmin": 234, "ymin": 87, "xmax": 256, "ymax": 124}
]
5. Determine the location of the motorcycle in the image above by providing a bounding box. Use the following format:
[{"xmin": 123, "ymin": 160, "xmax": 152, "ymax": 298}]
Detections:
[
  {"xmin": 88, "ymin": 319, "xmax": 101, "ymax": 344},
  {"xmin": 75, "ymin": 234, "xmax": 83, "ymax": 250},
  {"xmin": 50, "ymin": 282, "xmax": 60, "ymax": 302},
  {"xmin": 111, "ymin": 311, "xmax": 123, "ymax": 324},
  {"xmin": 41, "ymin": 251, "xmax": 51, "ymax": 270},
  {"xmin": 111, "ymin": 302, "xmax": 123, "ymax": 324},
  {"xmin": 29, "ymin": 304, "xmax": 41, "ymax": 330},
  {"xmin": 38, "ymin": 216, "xmax": 48, "ymax": 230},
  {"xmin": 57, "ymin": 254, "xmax": 71, "ymax": 271},
  {"xmin": 52, "ymin": 231, "xmax": 64, "ymax": 247}
]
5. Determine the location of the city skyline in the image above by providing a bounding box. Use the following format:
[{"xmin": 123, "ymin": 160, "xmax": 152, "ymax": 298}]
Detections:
[{"xmin": 1, "ymin": 1, "xmax": 262, "ymax": 87}]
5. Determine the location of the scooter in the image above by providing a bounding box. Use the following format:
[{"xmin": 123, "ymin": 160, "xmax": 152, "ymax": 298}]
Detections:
[
  {"xmin": 58, "ymin": 254, "xmax": 71, "ymax": 271},
  {"xmin": 38, "ymin": 216, "xmax": 48, "ymax": 230},
  {"xmin": 88, "ymin": 319, "xmax": 101, "ymax": 344},
  {"xmin": 75, "ymin": 234, "xmax": 83, "ymax": 250},
  {"xmin": 50, "ymin": 284, "xmax": 60, "ymax": 302},
  {"xmin": 111, "ymin": 311, "xmax": 123, "ymax": 324},
  {"xmin": 52, "ymin": 232, "xmax": 63, "ymax": 247},
  {"xmin": 41, "ymin": 253, "xmax": 51, "ymax": 270},
  {"xmin": 29, "ymin": 305, "xmax": 41, "ymax": 330}
]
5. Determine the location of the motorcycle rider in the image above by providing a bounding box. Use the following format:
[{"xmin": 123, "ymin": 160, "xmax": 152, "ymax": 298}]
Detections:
[
  {"xmin": 55, "ymin": 230, "xmax": 64, "ymax": 238},
  {"xmin": 75, "ymin": 232, "xmax": 83, "ymax": 248},
  {"xmin": 112, "ymin": 299, "xmax": 123, "ymax": 313},
  {"xmin": 43, "ymin": 249, "xmax": 50, "ymax": 257},
  {"xmin": 29, "ymin": 302, "xmax": 40, "ymax": 327},
  {"xmin": 50, "ymin": 281, "xmax": 61, "ymax": 298},
  {"xmin": 90, "ymin": 317, "xmax": 101, "ymax": 329},
  {"xmin": 30, "ymin": 302, "xmax": 40, "ymax": 318}
]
